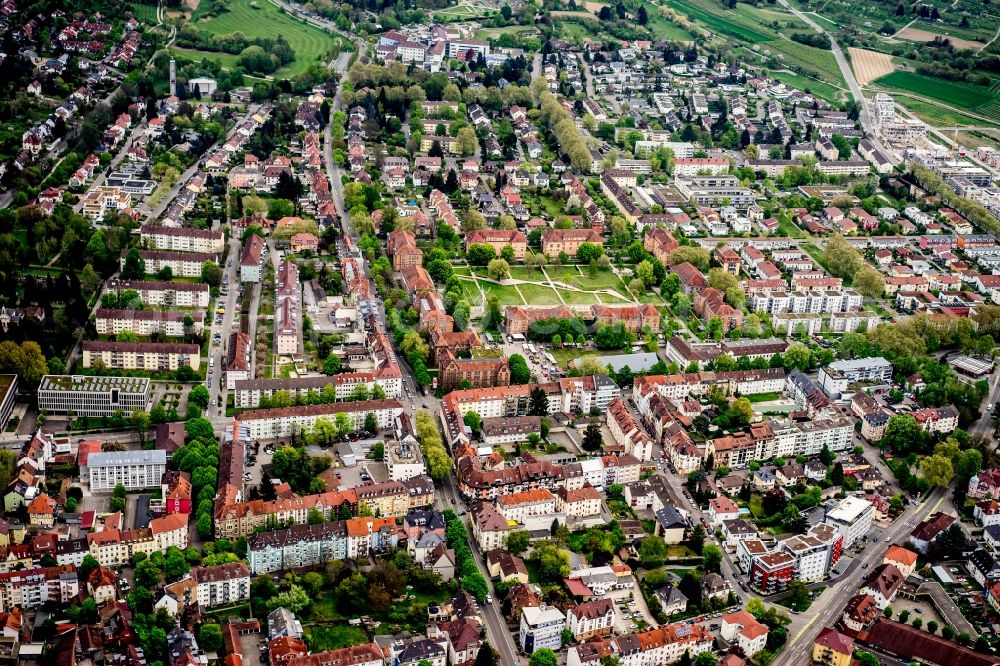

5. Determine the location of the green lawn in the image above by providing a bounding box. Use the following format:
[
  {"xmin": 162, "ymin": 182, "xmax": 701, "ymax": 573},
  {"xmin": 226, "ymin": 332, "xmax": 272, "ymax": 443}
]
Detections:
[
  {"xmin": 518, "ymin": 283, "xmax": 564, "ymax": 305},
  {"xmin": 776, "ymin": 215, "xmax": 807, "ymax": 239},
  {"xmin": 508, "ymin": 266, "xmax": 548, "ymax": 281},
  {"xmin": 169, "ymin": 46, "xmax": 242, "ymax": 70},
  {"xmin": 559, "ymin": 289, "xmax": 601, "ymax": 304},
  {"xmin": 186, "ymin": 0, "xmax": 336, "ymax": 77},
  {"xmin": 747, "ymin": 392, "xmax": 782, "ymax": 403},
  {"xmin": 890, "ymin": 95, "xmax": 996, "ymax": 129},
  {"xmin": 304, "ymin": 625, "xmax": 368, "ymax": 652},
  {"xmin": 461, "ymin": 278, "xmax": 525, "ymax": 306},
  {"xmin": 749, "ymin": 494, "xmax": 765, "ymax": 518}
]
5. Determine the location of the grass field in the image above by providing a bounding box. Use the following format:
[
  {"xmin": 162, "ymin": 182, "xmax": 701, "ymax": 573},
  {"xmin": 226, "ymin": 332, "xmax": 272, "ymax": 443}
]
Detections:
[
  {"xmin": 892, "ymin": 94, "xmax": 999, "ymax": 129},
  {"xmin": 518, "ymin": 283, "xmax": 563, "ymax": 305},
  {"xmin": 873, "ymin": 71, "xmax": 1000, "ymax": 123},
  {"xmin": 130, "ymin": 2, "xmax": 159, "ymax": 24},
  {"xmin": 170, "ymin": 46, "xmax": 242, "ymax": 69},
  {"xmin": 474, "ymin": 25, "xmax": 538, "ymax": 39},
  {"xmin": 559, "ymin": 289, "xmax": 601, "ymax": 304},
  {"xmin": 639, "ymin": 0, "xmax": 696, "ymax": 41},
  {"xmin": 186, "ymin": 0, "xmax": 335, "ymax": 77},
  {"xmin": 304, "ymin": 625, "xmax": 368, "ymax": 652}
]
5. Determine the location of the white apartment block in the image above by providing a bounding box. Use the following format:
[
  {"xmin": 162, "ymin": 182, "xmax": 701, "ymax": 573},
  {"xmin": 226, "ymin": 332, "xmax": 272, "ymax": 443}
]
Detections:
[
  {"xmin": 817, "ymin": 357, "xmax": 893, "ymax": 398},
  {"xmin": 520, "ymin": 606, "xmax": 566, "ymax": 653},
  {"xmin": 95, "ymin": 309, "xmax": 203, "ymax": 338},
  {"xmin": 38, "ymin": 374, "xmax": 150, "ymax": 417},
  {"xmin": 385, "ymin": 439, "xmax": 426, "ymax": 482},
  {"xmin": 247, "ymin": 522, "xmax": 348, "ymax": 574},
  {"xmin": 823, "ymin": 496, "xmax": 874, "ymax": 548},
  {"xmin": 749, "ymin": 288, "xmax": 863, "ymax": 315},
  {"xmin": 192, "ymin": 563, "xmax": 251, "ymax": 608},
  {"xmin": 0, "ymin": 568, "xmax": 80, "ymax": 612},
  {"xmin": 233, "ymin": 373, "xmax": 402, "ymax": 408},
  {"xmin": 447, "ymin": 39, "xmax": 490, "ymax": 57},
  {"xmin": 124, "ymin": 250, "xmax": 219, "ymax": 278},
  {"xmin": 140, "ymin": 225, "xmax": 225, "ymax": 253},
  {"xmin": 235, "ymin": 400, "xmax": 405, "ymax": 440},
  {"xmin": 106, "ymin": 279, "xmax": 210, "ymax": 308},
  {"xmin": 88, "ymin": 449, "xmax": 166, "ymax": 491},
  {"xmin": 82, "ymin": 341, "xmax": 201, "ymax": 371}
]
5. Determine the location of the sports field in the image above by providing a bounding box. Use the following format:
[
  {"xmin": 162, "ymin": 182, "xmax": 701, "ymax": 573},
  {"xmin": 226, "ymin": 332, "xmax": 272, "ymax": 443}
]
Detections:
[
  {"xmin": 874, "ymin": 70, "xmax": 1000, "ymax": 124},
  {"xmin": 187, "ymin": 0, "xmax": 335, "ymax": 77}
]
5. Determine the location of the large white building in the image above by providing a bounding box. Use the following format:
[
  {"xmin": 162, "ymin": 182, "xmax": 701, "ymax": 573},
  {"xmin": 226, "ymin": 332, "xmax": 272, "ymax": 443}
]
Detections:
[
  {"xmin": 89, "ymin": 449, "xmax": 167, "ymax": 491},
  {"xmin": 95, "ymin": 309, "xmax": 203, "ymax": 338},
  {"xmin": 106, "ymin": 279, "xmax": 210, "ymax": 308},
  {"xmin": 749, "ymin": 289, "xmax": 863, "ymax": 315},
  {"xmin": 140, "ymin": 225, "xmax": 225, "ymax": 254},
  {"xmin": 233, "ymin": 373, "xmax": 402, "ymax": 408},
  {"xmin": 38, "ymin": 375, "xmax": 150, "ymax": 417},
  {"xmin": 520, "ymin": 605, "xmax": 566, "ymax": 653},
  {"xmin": 122, "ymin": 250, "xmax": 219, "ymax": 278},
  {"xmin": 192, "ymin": 563, "xmax": 251, "ymax": 608},
  {"xmin": 817, "ymin": 357, "xmax": 893, "ymax": 398},
  {"xmin": 235, "ymin": 400, "xmax": 405, "ymax": 440},
  {"xmin": 823, "ymin": 496, "xmax": 874, "ymax": 548},
  {"xmin": 82, "ymin": 341, "xmax": 201, "ymax": 372}
]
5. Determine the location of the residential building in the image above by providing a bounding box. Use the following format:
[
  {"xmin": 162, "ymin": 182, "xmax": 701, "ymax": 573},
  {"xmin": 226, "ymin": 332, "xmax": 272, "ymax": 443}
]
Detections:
[
  {"xmin": 720, "ymin": 611, "xmax": 768, "ymax": 657},
  {"xmin": 82, "ymin": 341, "xmax": 201, "ymax": 372},
  {"xmin": 812, "ymin": 628, "xmax": 853, "ymax": 666},
  {"xmin": 823, "ymin": 496, "xmax": 874, "ymax": 548},
  {"xmin": 566, "ymin": 599, "xmax": 615, "ymax": 640},
  {"xmin": 519, "ymin": 605, "xmax": 566, "ymax": 652}
]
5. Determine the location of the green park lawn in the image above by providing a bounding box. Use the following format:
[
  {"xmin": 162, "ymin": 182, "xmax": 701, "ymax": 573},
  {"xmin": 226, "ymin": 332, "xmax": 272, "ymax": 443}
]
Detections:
[
  {"xmin": 518, "ymin": 283, "xmax": 563, "ymax": 305},
  {"xmin": 186, "ymin": 0, "xmax": 336, "ymax": 77}
]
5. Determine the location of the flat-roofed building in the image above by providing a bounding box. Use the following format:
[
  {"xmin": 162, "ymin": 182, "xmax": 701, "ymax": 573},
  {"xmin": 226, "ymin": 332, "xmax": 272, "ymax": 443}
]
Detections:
[
  {"xmin": 823, "ymin": 496, "xmax": 874, "ymax": 548},
  {"xmin": 38, "ymin": 375, "xmax": 150, "ymax": 417},
  {"xmin": 82, "ymin": 341, "xmax": 201, "ymax": 371},
  {"xmin": 0, "ymin": 375, "xmax": 16, "ymax": 432},
  {"xmin": 88, "ymin": 449, "xmax": 166, "ymax": 491}
]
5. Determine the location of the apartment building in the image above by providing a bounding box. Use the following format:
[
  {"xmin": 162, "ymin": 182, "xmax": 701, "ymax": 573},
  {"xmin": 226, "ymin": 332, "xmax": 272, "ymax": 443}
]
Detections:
[
  {"xmin": 823, "ymin": 496, "xmax": 874, "ymax": 548},
  {"xmin": 82, "ymin": 341, "xmax": 201, "ymax": 371},
  {"xmin": 241, "ymin": 234, "xmax": 266, "ymax": 283},
  {"xmin": 720, "ymin": 611, "xmax": 769, "ymax": 657},
  {"xmin": 192, "ymin": 562, "xmax": 251, "ymax": 608},
  {"xmin": 385, "ymin": 439, "xmax": 426, "ymax": 482},
  {"xmin": 469, "ymin": 502, "xmax": 509, "ymax": 551},
  {"xmin": 234, "ymin": 400, "xmax": 405, "ymax": 440},
  {"xmin": 565, "ymin": 623, "xmax": 713, "ymax": 666},
  {"xmin": 95, "ymin": 308, "xmax": 203, "ymax": 338},
  {"xmin": 140, "ymin": 225, "xmax": 225, "ymax": 253},
  {"xmin": 233, "ymin": 373, "xmax": 402, "ymax": 408},
  {"xmin": 520, "ymin": 606, "xmax": 566, "ymax": 653},
  {"xmin": 88, "ymin": 449, "xmax": 166, "ymax": 491},
  {"xmin": 541, "ymin": 229, "xmax": 603, "ymax": 258},
  {"xmin": 122, "ymin": 250, "xmax": 219, "ymax": 278},
  {"xmin": 106, "ymin": 279, "xmax": 210, "ymax": 308},
  {"xmin": 706, "ymin": 416, "xmax": 853, "ymax": 469},
  {"xmin": 0, "ymin": 566, "xmax": 80, "ymax": 612},
  {"xmin": 247, "ymin": 522, "xmax": 348, "ymax": 574},
  {"xmin": 498, "ymin": 489, "xmax": 558, "ymax": 528},
  {"xmin": 38, "ymin": 374, "xmax": 150, "ymax": 417},
  {"xmin": 606, "ymin": 398, "xmax": 653, "ymax": 461},
  {"xmin": 673, "ymin": 157, "xmax": 728, "ymax": 177},
  {"xmin": 465, "ymin": 229, "xmax": 528, "ymax": 260},
  {"xmin": 566, "ymin": 599, "xmax": 615, "ymax": 641},
  {"xmin": 817, "ymin": 357, "xmax": 893, "ymax": 398},
  {"xmin": 749, "ymin": 288, "xmax": 863, "ymax": 314}
]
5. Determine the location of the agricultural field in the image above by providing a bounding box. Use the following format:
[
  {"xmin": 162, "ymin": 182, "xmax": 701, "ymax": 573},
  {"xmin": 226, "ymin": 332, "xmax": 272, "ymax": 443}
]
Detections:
[
  {"xmin": 661, "ymin": 0, "xmax": 845, "ymax": 89},
  {"xmin": 873, "ymin": 70, "xmax": 1000, "ymax": 124},
  {"xmin": 130, "ymin": 2, "xmax": 159, "ymax": 24},
  {"xmin": 849, "ymin": 47, "xmax": 895, "ymax": 85},
  {"xmin": 186, "ymin": 0, "xmax": 336, "ymax": 77},
  {"xmin": 894, "ymin": 26, "xmax": 986, "ymax": 52}
]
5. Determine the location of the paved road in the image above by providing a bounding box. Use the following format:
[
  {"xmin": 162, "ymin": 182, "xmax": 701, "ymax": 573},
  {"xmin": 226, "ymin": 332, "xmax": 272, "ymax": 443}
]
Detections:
[
  {"xmin": 774, "ymin": 485, "xmax": 949, "ymax": 666},
  {"xmin": 206, "ymin": 237, "xmax": 244, "ymax": 421}
]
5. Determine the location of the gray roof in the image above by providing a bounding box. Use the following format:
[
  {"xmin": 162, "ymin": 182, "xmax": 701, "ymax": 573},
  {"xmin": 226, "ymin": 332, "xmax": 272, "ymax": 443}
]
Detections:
[
  {"xmin": 655, "ymin": 505, "xmax": 687, "ymax": 529},
  {"xmin": 88, "ymin": 449, "xmax": 166, "ymax": 467},
  {"xmin": 573, "ymin": 352, "xmax": 661, "ymax": 373}
]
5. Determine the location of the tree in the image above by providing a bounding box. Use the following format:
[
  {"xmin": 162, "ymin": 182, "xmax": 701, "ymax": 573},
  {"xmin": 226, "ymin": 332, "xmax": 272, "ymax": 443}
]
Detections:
[
  {"xmin": 488, "ymin": 259, "xmax": 510, "ymax": 280},
  {"xmin": 79, "ymin": 554, "xmax": 100, "ymax": 579},
  {"xmin": 121, "ymin": 248, "xmax": 145, "ymax": 280},
  {"xmin": 702, "ymin": 544, "xmax": 722, "ymax": 573},
  {"xmin": 456, "ymin": 127, "xmax": 479, "ymax": 156},
  {"xmin": 189, "ymin": 385, "xmax": 210, "ymax": 410},
  {"xmin": 529, "ymin": 649, "xmax": 558, "ymax": 666},
  {"xmin": 855, "ymin": 652, "xmax": 879, "ymax": 666},
  {"xmin": 694, "ymin": 654, "xmax": 715, "ymax": 666},
  {"xmin": 639, "ymin": 536, "xmax": 669, "ymax": 567},
  {"xmin": 324, "ymin": 354, "xmax": 342, "ymax": 375},
  {"xmin": 509, "ymin": 355, "xmax": 531, "ymax": 384},
  {"xmin": 529, "ymin": 387, "xmax": 549, "ymax": 416},
  {"xmin": 637, "ymin": 4, "xmax": 649, "ymax": 23},
  {"xmin": 267, "ymin": 584, "xmax": 311, "ymax": 614},
  {"xmin": 463, "ymin": 411, "xmax": 482, "ymax": 433},
  {"xmin": 582, "ymin": 421, "xmax": 603, "ymax": 451},
  {"xmin": 506, "ymin": 530, "xmax": 531, "ymax": 555},
  {"xmin": 927, "ymin": 621, "xmax": 938, "ymax": 635},
  {"xmin": 783, "ymin": 343, "xmax": 812, "ymax": 371},
  {"xmin": 855, "ymin": 266, "xmax": 885, "ymax": 299},
  {"xmin": 882, "ymin": 414, "xmax": 923, "ymax": 453},
  {"xmin": 921, "ymin": 454, "xmax": 954, "ymax": 487},
  {"xmin": 201, "ymin": 261, "xmax": 223, "ymax": 288},
  {"xmin": 475, "ymin": 645, "xmax": 497, "ymax": 666},
  {"xmin": 668, "ymin": 246, "xmax": 710, "ymax": 271},
  {"xmin": 198, "ymin": 623, "xmax": 223, "ymax": 653},
  {"xmin": 821, "ymin": 235, "xmax": 863, "ymax": 279},
  {"xmin": 730, "ymin": 397, "xmax": 753, "ymax": 425}
]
